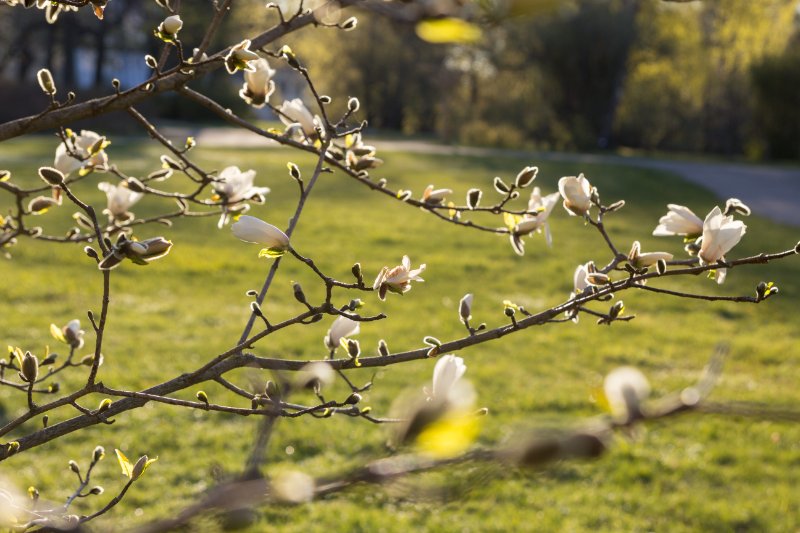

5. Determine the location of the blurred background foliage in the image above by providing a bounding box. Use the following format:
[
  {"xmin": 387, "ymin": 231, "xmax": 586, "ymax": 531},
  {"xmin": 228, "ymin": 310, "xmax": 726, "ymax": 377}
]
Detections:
[{"xmin": 0, "ymin": 0, "xmax": 798, "ymax": 158}]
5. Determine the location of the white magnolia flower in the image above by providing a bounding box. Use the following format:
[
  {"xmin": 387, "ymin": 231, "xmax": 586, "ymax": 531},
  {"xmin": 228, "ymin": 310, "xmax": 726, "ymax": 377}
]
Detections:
[
  {"xmin": 573, "ymin": 262, "xmax": 592, "ymax": 296},
  {"xmin": 63, "ymin": 319, "xmax": 85, "ymax": 349},
  {"xmin": 231, "ymin": 215, "xmax": 290, "ymax": 257},
  {"xmin": 54, "ymin": 130, "xmax": 108, "ymax": 176},
  {"xmin": 431, "ymin": 354, "xmax": 466, "ymax": 401},
  {"xmin": 98, "ymin": 181, "xmax": 143, "ymax": 220},
  {"xmin": 159, "ymin": 14, "xmax": 182, "ymax": 35},
  {"xmin": 278, "ymin": 98, "xmax": 317, "ymax": 136},
  {"xmin": 324, "ymin": 315, "xmax": 360, "ymax": 350},
  {"xmin": 421, "ymin": 185, "xmax": 453, "ymax": 205},
  {"xmin": 213, "ymin": 166, "xmax": 270, "ymax": 228},
  {"xmin": 652, "ymin": 204, "xmax": 703, "ymax": 237},
  {"xmin": 698, "ymin": 206, "xmax": 747, "ymax": 284},
  {"xmin": 627, "ymin": 241, "xmax": 673, "ymax": 268},
  {"xmin": 373, "ymin": 255, "xmax": 426, "ymax": 300},
  {"xmin": 213, "ymin": 166, "xmax": 270, "ymax": 205},
  {"xmin": 239, "ymin": 58, "xmax": 276, "ymax": 108},
  {"xmin": 224, "ymin": 39, "xmax": 260, "ymax": 74},
  {"xmin": 51, "ymin": 319, "xmax": 85, "ymax": 349},
  {"xmin": 518, "ymin": 187, "xmax": 561, "ymax": 241},
  {"xmin": 603, "ymin": 366, "xmax": 651, "ymax": 422},
  {"xmin": 125, "ymin": 237, "xmax": 173, "ymax": 263},
  {"xmin": 558, "ymin": 174, "xmax": 593, "ymax": 216}
]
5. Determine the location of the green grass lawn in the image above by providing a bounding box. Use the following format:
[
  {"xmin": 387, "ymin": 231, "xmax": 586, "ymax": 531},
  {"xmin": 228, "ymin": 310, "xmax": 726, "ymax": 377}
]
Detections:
[{"xmin": 1, "ymin": 135, "xmax": 799, "ymax": 531}]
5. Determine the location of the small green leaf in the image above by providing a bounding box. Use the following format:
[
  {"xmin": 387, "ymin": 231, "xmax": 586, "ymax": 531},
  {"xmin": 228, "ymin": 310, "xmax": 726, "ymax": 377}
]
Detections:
[{"xmin": 416, "ymin": 18, "xmax": 482, "ymax": 44}]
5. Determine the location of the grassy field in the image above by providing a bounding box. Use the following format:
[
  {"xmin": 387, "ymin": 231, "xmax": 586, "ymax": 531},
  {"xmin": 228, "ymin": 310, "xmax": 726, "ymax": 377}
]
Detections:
[{"xmin": 1, "ymin": 135, "xmax": 799, "ymax": 531}]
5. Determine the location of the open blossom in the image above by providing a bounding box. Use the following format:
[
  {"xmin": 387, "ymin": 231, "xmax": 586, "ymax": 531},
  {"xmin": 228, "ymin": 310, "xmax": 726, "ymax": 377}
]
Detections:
[
  {"xmin": 558, "ymin": 174, "xmax": 593, "ymax": 216},
  {"xmin": 421, "ymin": 185, "xmax": 453, "ymax": 205},
  {"xmin": 213, "ymin": 166, "xmax": 270, "ymax": 228},
  {"xmin": 98, "ymin": 181, "xmax": 143, "ymax": 221},
  {"xmin": 278, "ymin": 98, "xmax": 317, "ymax": 137},
  {"xmin": 213, "ymin": 166, "xmax": 270, "ymax": 205},
  {"xmin": 231, "ymin": 215, "xmax": 290, "ymax": 257},
  {"xmin": 430, "ymin": 354, "xmax": 466, "ymax": 401},
  {"xmin": 54, "ymin": 130, "xmax": 109, "ymax": 176},
  {"xmin": 698, "ymin": 206, "xmax": 747, "ymax": 284},
  {"xmin": 324, "ymin": 316, "xmax": 360, "ymax": 350},
  {"xmin": 603, "ymin": 366, "xmax": 651, "ymax": 422},
  {"xmin": 373, "ymin": 256, "xmax": 425, "ymax": 300},
  {"xmin": 51, "ymin": 319, "xmax": 85, "ymax": 350},
  {"xmin": 512, "ymin": 187, "xmax": 561, "ymax": 250},
  {"xmin": 652, "ymin": 204, "xmax": 703, "ymax": 237},
  {"xmin": 627, "ymin": 241, "xmax": 673, "ymax": 268},
  {"xmin": 224, "ymin": 39, "xmax": 260, "ymax": 74},
  {"xmin": 99, "ymin": 236, "xmax": 173, "ymax": 270},
  {"xmin": 239, "ymin": 58, "xmax": 275, "ymax": 108}
]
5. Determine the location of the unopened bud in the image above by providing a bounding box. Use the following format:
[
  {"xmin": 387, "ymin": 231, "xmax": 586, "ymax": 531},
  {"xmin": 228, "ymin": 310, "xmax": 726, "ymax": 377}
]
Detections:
[
  {"xmin": 609, "ymin": 301, "xmax": 624, "ymax": 319},
  {"xmin": 28, "ymin": 486, "xmax": 39, "ymax": 500},
  {"xmin": 346, "ymin": 339, "xmax": 361, "ymax": 359},
  {"xmin": 493, "ymin": 177, "xmax": 510, "ymax": 194},
  {"xmin": 42, "ymin": 415, "xmax": 49, "ymax": 428},
  {"xmin": 287, "ymin": 162, "xmax": 301, "ymax": 180},
  {"xmin": 196, "ymin": 390, "xmax": 209, "ymax": 404},
  {"xmin": 344, "ymin": 392, "xmax": 362, "ymax": 405},
  {"xmin": 130, "ymin": 455, "xmax": 149, "ymax": 481},
  {"xmin": 459, "ymin": 293, "xmax": 473, "ymax": 322},
  {"xmin": 606, "ymin": 200, "xmax": 626, "ymax": 212},
  {"xmin": 126, "ymin": 177, "xmax": 145, "ymax": 193},
  {"xmin": 341, "ymin": 16, "xmax": 358, "ymax": 31},
  {"xmin": 467, "ymin": 188, "xmax": 482, "ymax": 209},
  {"xmin": 265, "ymin": 380, "xmax": 279, "ymax": 399},
  {"xmin": 423, "ymin": 336, "xmax": 442, "ymax": 347},
  {"xmin": 20, "ymin": 352, "xmax": 38, "ymax": 383},
  {"xmin": 292, "ymin": 282, "xmax": 307, "ymax": 304},
  {"xmin": 97, "ymin": 398, "xmax": 112, "ymax": 413},
  {"xmin": 6, "ymin": 442, "xmax": 20, "ymax": 456},
  {"xmin": 37, "ymin": 68, "xmax": 56, "ymax": 95},
  {"xmin": 351, "ymin": 262, "xmax": 362, "ymax": 282},
  {"xmin": 68, "ymin": 460, "xmax": 80, "ymax": 474},
  {"xmin": 514, "ymin": 166, "xmax": 538, "ymax": 188},
  {"xmin": 504, "ymin": 307, "xmax": 515, "ymax": 317},
  {"xmin": 38, "ymin": 166, "xmax": 64, "ymax": 186},
  {"xmin": 378, "ymin": 339, "xmax": 389, "ymax": 356},
  {"xmin": 93, "ymin": 446, "xmax": 105, "ymax": 462},
  {"xmin": 656, "ymin": 259, "xmax": 667, "ymax": 275},
  {"xmin": 89, "ymin": 486, "xmax": 104, "ymax": 495},
  {"xmin": 347, "ymin": 97, "xmax": 360, "ymax": 112},
  {"xmin": 319, "ymin": 95, "xmax": 331, "ymax": 104}
]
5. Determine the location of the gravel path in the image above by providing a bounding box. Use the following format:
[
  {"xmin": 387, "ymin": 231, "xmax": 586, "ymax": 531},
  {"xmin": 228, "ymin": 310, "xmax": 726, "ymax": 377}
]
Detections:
[{"xmin": 177, "ymin": 127, "xmax": 800, "ymax": 227}]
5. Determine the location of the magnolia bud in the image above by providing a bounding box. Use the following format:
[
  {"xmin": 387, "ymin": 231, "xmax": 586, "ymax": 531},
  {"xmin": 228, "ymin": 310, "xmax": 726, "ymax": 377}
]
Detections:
[
  {"xmin": 351, "ymin": 263, "xmax": 362, "ymax": 282},
  {"xmin": 493, "ymin": 177, "xmax": 510, "ymax": 194},
  {"xmin": 514, "ymin": 166, "xmax": 538, "ymax": 188},
  {"xmin": 196, "ymin": 390, "xmax": 209, "ymax": 404},
  {"xmin": 97, "ymin": 398, "xmax": 112, "ymax": 413},
  {"xmin": 89, "ymin": 486, "xmax": 104, "ymax": 495},
  {"xmin": 93, "ymin": 446, "xmax": 105, "ymax": 462},
  {"xmin": 461, "ymin": 190, "xmax": 481, "ymax": 213},
  {"xmin": 459, "ymin": 293, "xmax": 473, "ymax": 322},
  {"xmin": 656, "ymin": 259, "xmax": 667, "ymax": 275},
  {"xmin": 319, "ymin": 95, "xmax": 331, "ymax": 104},
  {"xmin": 606, "ymin": 200, "xmax": 626, "ymax": 212},
  {"xmin": 341, "ymin": 16, "xmax": 358, "ymax": 31},
  {"xmin": 344, "ymin": 392, "xmax": 362, "ymax": 405},
  {"xmin": 287, "ymin": 162, "xmax": 301, "ymax": 180},
  {"xmin": 265, "ymin": 380, "xmax": 279, "ymax": 399},
  {"xmin": 36, "ymin": 68, "xmax": 56, "ymax": 95},
  {"xmin": 347, "ymin": 97, "xmax": 360, "ymax": 112},
  {"xmin": 292, "ymin": 282, "xmax": 307, "ymax": 304},
  {"xmin": 609, "ymin": 301, "xmax": 624, "ymax": 319},
  {"xmin": 130, "ymin": 455, "xmax": 149, "ymax": 481},
  {"xmin": 346, "ymin": 339, "xmax": 361, "ymax": 359},
  {"xmin": 126, "ymin": 177, "xmax": 145, "ymax": 193},
  {"xmin": 160, "ymin": 14, "xmax": 183, "ymax": 35},
  {"xmin": 378, "ymin": 339, "xmax": 389, "ymax": 356},
  {"xmin": 38, "ymin": 166, "xmax": 65, "ymax": 185},
  {"xmin": 20, "ymin": 352, "xmax": 38, "ymax": 383},
  {"xmin": 68, "ymin": 460, "xmax": 80, "ymax": 474}
]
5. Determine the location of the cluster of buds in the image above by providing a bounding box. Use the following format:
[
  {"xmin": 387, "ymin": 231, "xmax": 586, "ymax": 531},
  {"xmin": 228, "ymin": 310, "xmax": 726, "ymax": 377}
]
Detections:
[{"xmin": 97, "ymin": 235, "xmax": 173, "ymax": 270}]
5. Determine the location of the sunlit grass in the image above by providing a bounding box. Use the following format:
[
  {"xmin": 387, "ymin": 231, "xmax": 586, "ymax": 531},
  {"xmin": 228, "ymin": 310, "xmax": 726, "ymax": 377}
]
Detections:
[{"xmin": 1, "ymin": 136, "xmax": 798, "ymax": 531}]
